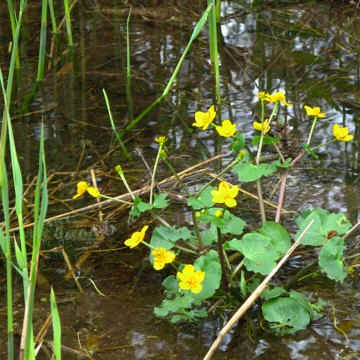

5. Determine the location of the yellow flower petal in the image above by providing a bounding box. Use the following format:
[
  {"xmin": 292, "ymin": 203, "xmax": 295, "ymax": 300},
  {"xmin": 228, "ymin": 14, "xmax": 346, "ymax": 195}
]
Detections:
[
  {"xmin": 304, "ymin": 105, "xmax": 326, "ymax": 118},
  {"xmin": 333, "ymin": 124, "xmax": 353, "ymax": 142},
  {"xmin": 124, "ymin": 225, "xmax": 149, "ymax": 249},
  {"xmin": 73, "ymin": 181, "xmax": 90, "ymax": 199},
  {"xmin": 264, "ymin": 91, "xmax": 291, "ymax": 106},
  {"xmin": 152, "ymin": 248, "xmax": 175, "ymax": 270},
  {"xmin": 73, "ymin": 181, "xmax": 101, "ymax": 199},
  {"xmin": 177, "ymin": 264, "xmax": 205, "ymax": 294},
  {"xmin": 155, "ymin": 136, "xmax": 167, "ymax": 144},
  {"xmin": 193, "ymin": 105, "xmax": 216, "ymax": 130},
  {"xmin": 215, "ymin": 119, "xmax": 236, "ymax": 137},
  {"xmin": 224, "ymin": 198, "xmax": 237, "ymax": 208},
  {"xmin": 253, "ymin": 120, "xmax": 270, "ymax": 134},
  {"xmin": 258, "ymin": 91, "xmax": 267, "ymax": 100},
  {"xmin": 211, "ymin": 181, "xmax": 239, "ymax": 208},
  {"xmin": 87, "ymin": 186, "xmax": 100, "ymax": 198}
]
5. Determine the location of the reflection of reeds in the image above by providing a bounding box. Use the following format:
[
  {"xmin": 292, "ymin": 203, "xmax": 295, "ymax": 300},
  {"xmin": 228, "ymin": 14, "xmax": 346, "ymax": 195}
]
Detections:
[
  {"xmin": 64, "ymin": 0, "xmax": 73, "ymax": 46},
  {"xmin": 48, "ymin": 0, "xmax": 58, "ymax": 34},
  {"xmin": 37, "ymin": 0, "xmax": 48, "ymax": 81},
  {"xmin": 121, "ymin": 2, "xmax": 215, "ymax": 136},
  {"xmin": 208, "ymin": 0, "xmax": 221, "ymax": 112}
]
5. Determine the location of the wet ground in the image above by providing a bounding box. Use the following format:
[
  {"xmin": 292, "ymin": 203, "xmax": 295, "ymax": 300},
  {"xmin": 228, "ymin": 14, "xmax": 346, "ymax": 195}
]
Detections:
[{"xmin": 1, "ymin": 0, "xmax": 360, "ymax": 359}]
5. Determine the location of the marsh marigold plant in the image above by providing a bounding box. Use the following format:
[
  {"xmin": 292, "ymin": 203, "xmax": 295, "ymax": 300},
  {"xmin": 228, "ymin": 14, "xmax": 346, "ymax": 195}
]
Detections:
[{"xmin": 177, "ymin": 264, "xmax": 205, "ymax": 294}]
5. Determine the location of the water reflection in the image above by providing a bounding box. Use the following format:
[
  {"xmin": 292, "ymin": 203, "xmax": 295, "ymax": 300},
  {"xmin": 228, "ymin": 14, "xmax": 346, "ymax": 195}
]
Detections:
[{"xmin": 1, "ymin": 0, "xmax": 360, "ymax": 359}]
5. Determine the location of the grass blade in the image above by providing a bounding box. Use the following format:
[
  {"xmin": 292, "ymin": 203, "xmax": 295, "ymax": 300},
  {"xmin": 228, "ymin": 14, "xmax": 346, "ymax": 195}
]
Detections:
[
  {"xmin": 103, "ymin": 89, "xmax": 131, "ymax": 160},
  {"xmin": 48, "ymin": 0, "xmax": 58, "ymax": 34},
  {"xmin": 126, "ymin": 9, "xmax": 134, "ymax": 122},
  {"xmin": 63, "ymin": 0, "xmax": 73, "ymax": 46},
  {"xmin": 50, "ymin": 288, "xmax": 62, "ymax": 360},
  {"xmin": 0, "ymin": 161, "xmax": 14, "ymax": 360},
  {"xmin": 37, "ymin": 0, "xmax": 48, "ymax": 81},
  {"xmin": 208, "ymin": 0, "xmax": 221, "ymax": 109}
]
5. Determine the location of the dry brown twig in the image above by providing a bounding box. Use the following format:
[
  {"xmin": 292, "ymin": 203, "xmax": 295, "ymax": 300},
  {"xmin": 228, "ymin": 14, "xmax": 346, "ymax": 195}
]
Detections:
[{"xmin": 7, "ymin": 153, "xmax": 226, "ymax": 233}]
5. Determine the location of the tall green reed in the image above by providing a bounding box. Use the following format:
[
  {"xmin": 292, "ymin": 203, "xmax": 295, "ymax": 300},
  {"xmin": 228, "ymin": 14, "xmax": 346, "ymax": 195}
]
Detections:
[
  {"xmin": 1, "ymin": 1, "xmax": 61, "ymax": 357},
  {"xmin": 6, "ymin": 0, "xmax": 20, "ymax": 69},
  {"xmin": 0, "ymin": 156, "xmax": 13, "ymax": 360},
  {"xmin": 126, "ymin": 9, "xmax": 134, "ymax": 123},
  {"xmin": 48, "ymin": 0, "xmax": 58, "ymax": 34},
  {"xmin": 1, "ymin": 69, "xmax": 54, "ymax": 359},
  {"xmin": 208, "ymin": 0, "xmax": 221, "ymax": 110},
  {"xmin": 63, "ymin": 0, "xmax": 73, "ymax": 46},
  {"xmin": 37, "ymin": 0, "xmax": 49, "ymax": 81},
  {"xmin": 22, "ymin": 122, "xmax": 48, "ymax": 360},
  {"xmin": 50, "ymin": 289, "xmax": 62, "ymax": 360},
  {"xmin": 103, "ymin": 89, "xmax": 131, "ymax": 160},
  {"xmin": 0, "ymin": 2, "xmax": 27, "ymax": 357}
]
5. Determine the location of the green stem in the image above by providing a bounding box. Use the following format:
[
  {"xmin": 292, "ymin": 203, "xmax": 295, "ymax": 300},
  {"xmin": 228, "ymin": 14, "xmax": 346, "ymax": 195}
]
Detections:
[
  {"xmin": 99, "ymin": 194, "xmax": 132, "ymax": 205},
  {"xmin": 141, "ymin": 240, "xmax": 198, "ymax": 255},
  {"xmin": 216, "ymin": 227, "xmax": 229, "ymax": 290},
  {"xmin": 63, "ymin": 0, "xmax": 73, "ymax": 46},
  {"xmin": 306, "ymin": 116, "xmax": 318, "ymax": 146},
  {"xmin": 115, "ymin": 164, "xmax": 135, "ymax": 200},
  {"xmin": 37, "ymin": 0, "xmax": 48, "ymax": 81},
  {"xmin": 150, "ymin": 143, "xmax": 164, "ymax": 205},
  {"xmin": 309, "ymin": 139, "xmax": 336, "ymax": 151},
  {"xmin": 254, "ymin": 101, "xmax": 279, "ymax": 224},
  {"xmin": 103, "ymin": 90, "xmax": 131, "ymax": 160}
]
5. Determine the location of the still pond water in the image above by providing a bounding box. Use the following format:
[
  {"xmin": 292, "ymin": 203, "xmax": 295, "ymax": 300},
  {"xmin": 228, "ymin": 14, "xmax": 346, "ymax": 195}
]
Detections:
[{"xmin": 1, "ymin": 0, "xmax": 360, "ymax": 359}]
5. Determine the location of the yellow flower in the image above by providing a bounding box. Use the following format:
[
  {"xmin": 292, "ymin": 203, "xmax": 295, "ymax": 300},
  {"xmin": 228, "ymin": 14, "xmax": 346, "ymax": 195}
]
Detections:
[
  {"xmin": 177, "ymin": 264, "xmax": 205, "ymax": 294},
  {"xmin": 332, "ymin": 124, "xmax": 353, "ymax": 142},
  {"xmin": 215, "ymin": 119, "xmax": 236, "ymax": 137},
  {"xmin": 265, "ymin": 91, "xmax": 291, "ymax": 106},
  {"xmin": 155, "ymin": 136, "xmax": 167, "ymax": 144},
  {"xmin": 304, "ymin": 105, "xmax": 326, "ymax": 118},
  {"xmin": 152, "ymin": 248, "xmax": 176, "ymax": 270},
  {"xmin": 124, "ymin": 225, "xmax": 149, "ymax": 248},
  {"xmin": 193, "ymin": 105, "xmax": 216, "ymax": 130},
  {"xmin": 211, "ymin": 181, "xmax": 239, "ymax": 208},
  {"xmin": 258, "ymin": 91, "xmax": 267, "ymax": 100},
  {"xmin": 215, "ymin": 209, "xmax": 223, "ymax": 218},
  {"xmin": 73, "ymin": 181, "xmax": 100, "ymax": 199},
  {"xmin": 253, "ymin": 119, "xmax": 270, "ymax": 134}
]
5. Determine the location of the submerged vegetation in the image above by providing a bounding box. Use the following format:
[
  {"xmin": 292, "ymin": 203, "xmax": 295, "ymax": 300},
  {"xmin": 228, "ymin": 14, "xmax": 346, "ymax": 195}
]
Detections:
[{"xmin": 1, "ymin": 0, "xmax": 360, "ymax": 359}]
